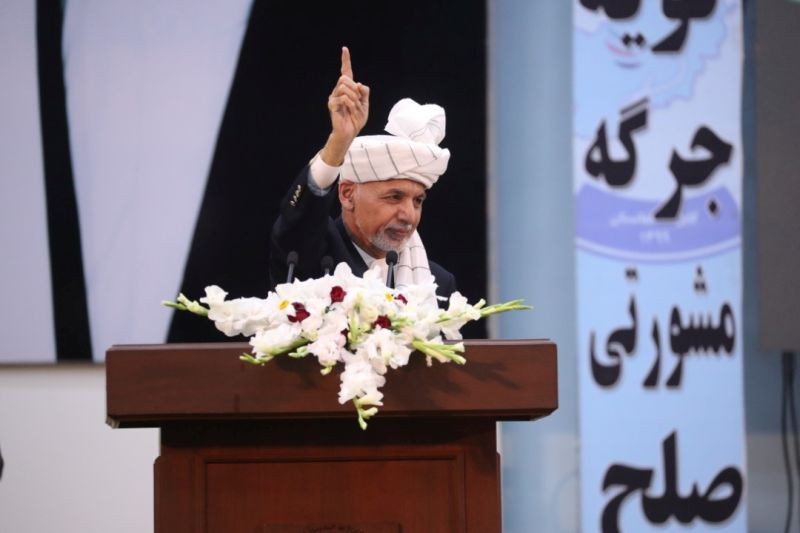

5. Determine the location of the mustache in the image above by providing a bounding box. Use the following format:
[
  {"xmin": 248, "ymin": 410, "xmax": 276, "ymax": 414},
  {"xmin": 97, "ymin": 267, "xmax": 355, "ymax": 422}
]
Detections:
[{"xmin": 385, "ymin": 223, "xmax": 413, "ymax": 232}]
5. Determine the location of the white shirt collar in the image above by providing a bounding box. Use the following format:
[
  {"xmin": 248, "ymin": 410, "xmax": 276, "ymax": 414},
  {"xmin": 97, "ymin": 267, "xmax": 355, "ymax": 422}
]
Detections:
[
  {"xmin": 352, "ymin": 241, "xmax": 380, "ymax": 267},
  {"xmin": 351, "ymin": 241, "xmax": 391, "ymax": 282}
]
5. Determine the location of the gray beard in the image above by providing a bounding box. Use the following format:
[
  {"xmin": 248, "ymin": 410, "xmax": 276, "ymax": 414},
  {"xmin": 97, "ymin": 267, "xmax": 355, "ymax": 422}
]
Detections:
[
  {"xmin": 369, "ymin": 230, "xmax": 410, "ymax": 253},
  {"xmin": 353, "ymin": 218, "xmax": 412, "ymax": 255}
]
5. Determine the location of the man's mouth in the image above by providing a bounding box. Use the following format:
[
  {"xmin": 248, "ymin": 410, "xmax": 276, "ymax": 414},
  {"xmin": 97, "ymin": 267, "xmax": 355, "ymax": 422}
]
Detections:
[
  {"xmin": 384, "ymin": 225, "xmax": 412, "ymax": 242},
  {"xmin": 385, "ymin": 230, "xmax": 409, "ymax": 242}
]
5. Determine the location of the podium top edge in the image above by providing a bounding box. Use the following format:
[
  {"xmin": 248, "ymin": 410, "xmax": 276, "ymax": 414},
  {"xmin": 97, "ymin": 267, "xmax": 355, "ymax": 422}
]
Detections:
[{"xmin": 106, "ymin": 338, "xmax": 554, "ymax": 353}]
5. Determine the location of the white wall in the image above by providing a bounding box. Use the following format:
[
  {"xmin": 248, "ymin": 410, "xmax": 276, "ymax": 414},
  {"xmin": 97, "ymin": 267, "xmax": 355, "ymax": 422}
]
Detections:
[{"xmin": 0, "ymin": 365, "xmax": 158, "ymax": 533}]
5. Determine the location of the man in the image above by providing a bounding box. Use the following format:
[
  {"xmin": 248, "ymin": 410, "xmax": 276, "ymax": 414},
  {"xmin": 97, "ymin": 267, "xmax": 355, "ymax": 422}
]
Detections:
[{"xmin": 270, "ymin": 47, "xmax": 456, "ymax": 300}]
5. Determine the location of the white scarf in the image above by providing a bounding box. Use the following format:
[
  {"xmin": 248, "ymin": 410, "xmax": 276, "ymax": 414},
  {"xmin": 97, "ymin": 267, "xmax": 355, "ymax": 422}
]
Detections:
[
  {"xmin": 354, "ymin": 231, "xmax": 435, "ymax": 291},
  {"xmin": 395, "ymin": 230, "xmax": 435, "ymax": 289}
]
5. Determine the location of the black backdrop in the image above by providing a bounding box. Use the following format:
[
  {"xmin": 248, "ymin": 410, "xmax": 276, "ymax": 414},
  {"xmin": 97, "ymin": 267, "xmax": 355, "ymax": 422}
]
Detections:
[{"xmin": 167, "ymin": 0, "xmax": 488, "ymax": 342}]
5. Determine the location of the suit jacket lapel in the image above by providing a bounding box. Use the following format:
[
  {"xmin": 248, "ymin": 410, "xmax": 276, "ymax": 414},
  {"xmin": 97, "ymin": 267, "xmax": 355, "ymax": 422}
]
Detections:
[{"xmin": 335, "ymin": 217, "xmax": 368, "ymax": 277}]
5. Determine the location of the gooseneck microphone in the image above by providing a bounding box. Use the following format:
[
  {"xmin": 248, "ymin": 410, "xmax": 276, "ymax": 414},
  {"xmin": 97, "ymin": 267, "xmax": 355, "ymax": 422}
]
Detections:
[
  {"xmin": 285, "ymin": 251, "xmax": 299, "ymax": 283},
  {"xmin": 385, "ymin": 250, "xmax": 398, "ymax": 289},
  {"xmin": 321, "ymin": 255, "xmax": 334, "ymax": 276}
]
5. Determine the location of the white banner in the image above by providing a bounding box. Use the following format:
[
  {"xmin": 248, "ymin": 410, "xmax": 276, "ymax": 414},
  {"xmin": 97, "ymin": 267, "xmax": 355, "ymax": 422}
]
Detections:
[{"xmin": 574, "ymin": 1, "xmax": 746, "ymax": 531}]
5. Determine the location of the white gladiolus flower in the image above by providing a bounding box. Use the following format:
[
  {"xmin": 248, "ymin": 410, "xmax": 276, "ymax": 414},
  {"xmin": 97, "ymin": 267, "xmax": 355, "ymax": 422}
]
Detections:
[
  {"xmin": 389, "ymin": 342, "xmax": 412, "ymax": 369},
  {"xmin": 445, "ymin": 292, "xmax": 482, "ymax": 320},
  {"xmin": 358, "ymin": 300, "xmax": 380, "ymax": 325},
  {"xmin": 250, "ymin": 322, "xmax": 302, "ymax": 358},
  {"xmin": 200, "ymin": 287, "xmax": 274, "ymax": 337},
  {"xmin": 356, "ymin": 328, "xmax": 412, "ymax": 374},
  {"xmin": 164, "ymin": 256, "xmax": 529, "ymax": 429},
  {"xmin": 356, "ymin": 328, "xmax": 393, "ymax": 374},
  {"xmin": 355, "ymin": 389, "xmax": 384, "ymax": 407},
  {"xmin": 307, "ymin": 332, "xmax": 346, "ymax": 366},
  {"xmin": 201, "ymin": 285, "xmax": 228, "ymax": 306},
  {"xmin": 298, "ymin": 297, "xmax": 327, "ymax": 338},
  {"xmin": 338, "ymin": 351, "xmax": 386, "ymax": 404},
  {"xmin": 439, "ymin": 291, "xmax": 482, "ymax": 340}
]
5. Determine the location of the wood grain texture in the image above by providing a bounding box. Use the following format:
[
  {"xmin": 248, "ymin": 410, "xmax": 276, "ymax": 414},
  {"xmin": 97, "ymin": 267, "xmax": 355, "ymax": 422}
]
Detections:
[
  {"xmin": 106, "ymin": 340, "xmax": 558, "ymax": 532},
  {"xmin": 106, "ymin": 339, "xmax": 557, "ymax": 427},
  {"xmin": 155, "ymin": 420, "xmax": 496, "ymax": 533}
]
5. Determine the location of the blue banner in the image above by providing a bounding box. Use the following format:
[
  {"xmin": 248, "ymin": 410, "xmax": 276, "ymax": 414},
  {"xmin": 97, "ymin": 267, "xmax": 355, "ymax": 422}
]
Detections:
[{"xmin": 574, "ymin": 1, "xmax": 746, "ymax": 530}]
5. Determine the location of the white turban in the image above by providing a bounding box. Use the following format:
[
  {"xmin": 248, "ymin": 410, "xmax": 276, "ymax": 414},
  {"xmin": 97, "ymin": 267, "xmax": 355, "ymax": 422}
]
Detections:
[{"xmin": 340, "ymin": 98, "xmax": 451, "ymax": 189}]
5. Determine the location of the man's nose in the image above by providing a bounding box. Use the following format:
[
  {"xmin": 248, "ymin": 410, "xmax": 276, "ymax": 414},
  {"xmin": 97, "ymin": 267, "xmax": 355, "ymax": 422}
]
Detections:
[{"xmin": 396, "ymin": 198, "xmax": 416, "ymax": 223}]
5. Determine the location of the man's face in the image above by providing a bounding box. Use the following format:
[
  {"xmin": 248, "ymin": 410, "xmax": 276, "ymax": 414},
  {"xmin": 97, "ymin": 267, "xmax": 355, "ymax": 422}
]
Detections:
[{"xmin": 340, "ymin": 178, "xmax": 427, "ymax": 258}]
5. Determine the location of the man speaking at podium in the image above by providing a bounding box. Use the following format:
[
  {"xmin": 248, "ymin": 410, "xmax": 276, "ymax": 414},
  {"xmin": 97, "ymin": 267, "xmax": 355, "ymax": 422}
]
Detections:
[{"xmin": 270, "ymin": 47, "xmax": 456, "ymax": 302}]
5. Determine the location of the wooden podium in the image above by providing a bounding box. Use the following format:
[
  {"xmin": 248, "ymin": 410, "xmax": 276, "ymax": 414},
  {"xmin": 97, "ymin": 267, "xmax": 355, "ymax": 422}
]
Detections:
[{"xmin": 106, "ymin": 339, "xmax": 557, "ymax": 533}]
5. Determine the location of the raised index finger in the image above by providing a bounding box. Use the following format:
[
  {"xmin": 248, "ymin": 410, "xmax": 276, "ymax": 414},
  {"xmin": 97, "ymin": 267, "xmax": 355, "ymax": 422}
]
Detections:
[{"xmin": 340, "ymin": 46, "xmax": 353, "ymax": 79}]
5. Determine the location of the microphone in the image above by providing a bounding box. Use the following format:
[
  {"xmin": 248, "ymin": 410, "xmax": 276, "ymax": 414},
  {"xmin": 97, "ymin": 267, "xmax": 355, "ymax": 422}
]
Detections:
[
  {"xmin": 321, "ymin": 255, "xmax": 334, "ymax": 276},
  {"xmin": 285, "ymin": 251, "xmax": 299, "ymax": 283},
  {"xmin": 385, "ymin": 250, "xmax": 398, "ymax": 289}
]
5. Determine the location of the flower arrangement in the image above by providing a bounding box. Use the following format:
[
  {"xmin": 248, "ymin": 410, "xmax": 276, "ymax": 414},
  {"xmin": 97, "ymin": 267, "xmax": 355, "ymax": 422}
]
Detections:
[{"xmin": 164, "ymin": 263, "xmax": 529, "ymax": 429}]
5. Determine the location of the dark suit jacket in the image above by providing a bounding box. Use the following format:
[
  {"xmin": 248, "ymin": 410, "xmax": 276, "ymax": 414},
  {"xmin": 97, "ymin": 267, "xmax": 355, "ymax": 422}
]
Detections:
[{"xmin": 270, "ymin": 166, "xmax": 456, "ymax": 301}]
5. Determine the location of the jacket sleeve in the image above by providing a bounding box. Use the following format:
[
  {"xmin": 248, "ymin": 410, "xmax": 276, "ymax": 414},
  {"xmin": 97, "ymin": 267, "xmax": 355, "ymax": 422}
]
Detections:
[
  {"xmin": 270, "ymin": 165, "xmax": 338, "ymax": 287},
  {"xmin": 430, "ymin": 261, "xmax": 458, "ymax": 306}
]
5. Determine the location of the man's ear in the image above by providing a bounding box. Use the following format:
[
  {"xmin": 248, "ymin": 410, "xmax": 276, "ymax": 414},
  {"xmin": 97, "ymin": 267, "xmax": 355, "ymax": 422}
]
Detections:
[{"xmin": 339, "ymin": 181, "xmax": 356, "ymax": 211}]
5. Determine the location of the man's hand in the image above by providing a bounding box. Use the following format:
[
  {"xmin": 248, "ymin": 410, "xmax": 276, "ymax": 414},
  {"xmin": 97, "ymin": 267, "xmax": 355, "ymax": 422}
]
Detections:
[{"xmin": 321, "ymin": 47, "xmax": 370, "ymax": 166}]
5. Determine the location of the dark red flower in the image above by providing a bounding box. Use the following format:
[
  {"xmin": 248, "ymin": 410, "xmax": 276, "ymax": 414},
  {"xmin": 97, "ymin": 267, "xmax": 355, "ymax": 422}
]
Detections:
[
  {"xmin": 396, "ymin": 294, "xmax": 408, "ymax": 304},
  {"xmin": 373, "ymin": 315, "xmax": 391, "ymax": 329},
  {"xmin": 288, "ymin": 302, "xmax": 310, "ymax": 323},
  {"xmin": 330, "ymin": 286, "xmax": 346, "ymax": 303}
]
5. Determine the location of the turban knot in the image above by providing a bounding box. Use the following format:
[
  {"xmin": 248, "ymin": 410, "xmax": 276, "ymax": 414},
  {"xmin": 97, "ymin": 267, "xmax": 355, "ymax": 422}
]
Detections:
[{"xmin": 340, "ymin": 98, "xmax": 450, "ymax": 189}]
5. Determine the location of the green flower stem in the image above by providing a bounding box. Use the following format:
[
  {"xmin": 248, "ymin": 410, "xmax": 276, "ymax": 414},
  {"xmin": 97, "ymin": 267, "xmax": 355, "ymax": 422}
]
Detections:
[
  {"xmin": 240, "ymin": 352, "xmax": 272, "ymax": 365},
  {"xmin": 161, "ymin": 293, "xmax": 209, "ymax": 317},
  {"xmin": 240, "ymin": 338, "xmax": 311, "ymax": 366},
  {"xmin": 479, "ymin": 299, "xmax": 532, "ymax": 318},
  {"xmin": 412, "ymin": 339, "xmax": 467, "ymax": 365},
  {"xmin": 435, "ymin": 299, "xmax": 530, "ymax": 326},
  {"xmin": 390, "ymin": 316, "xmax": 412, "ymax": 329},
  {"xmin": 354, "ymin": 398, "xmax": 379, "ymax": 430},
  {"xmin": 347, "ymin": 314, "xmax": 370, "ymax": 346},
  {"xmin": 288, "ymin": 345, "xmax": 310, "ymax": 358},
  {"xmin": 269, "ymin": 337, "xmax": 309, "ymax": 357}
]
